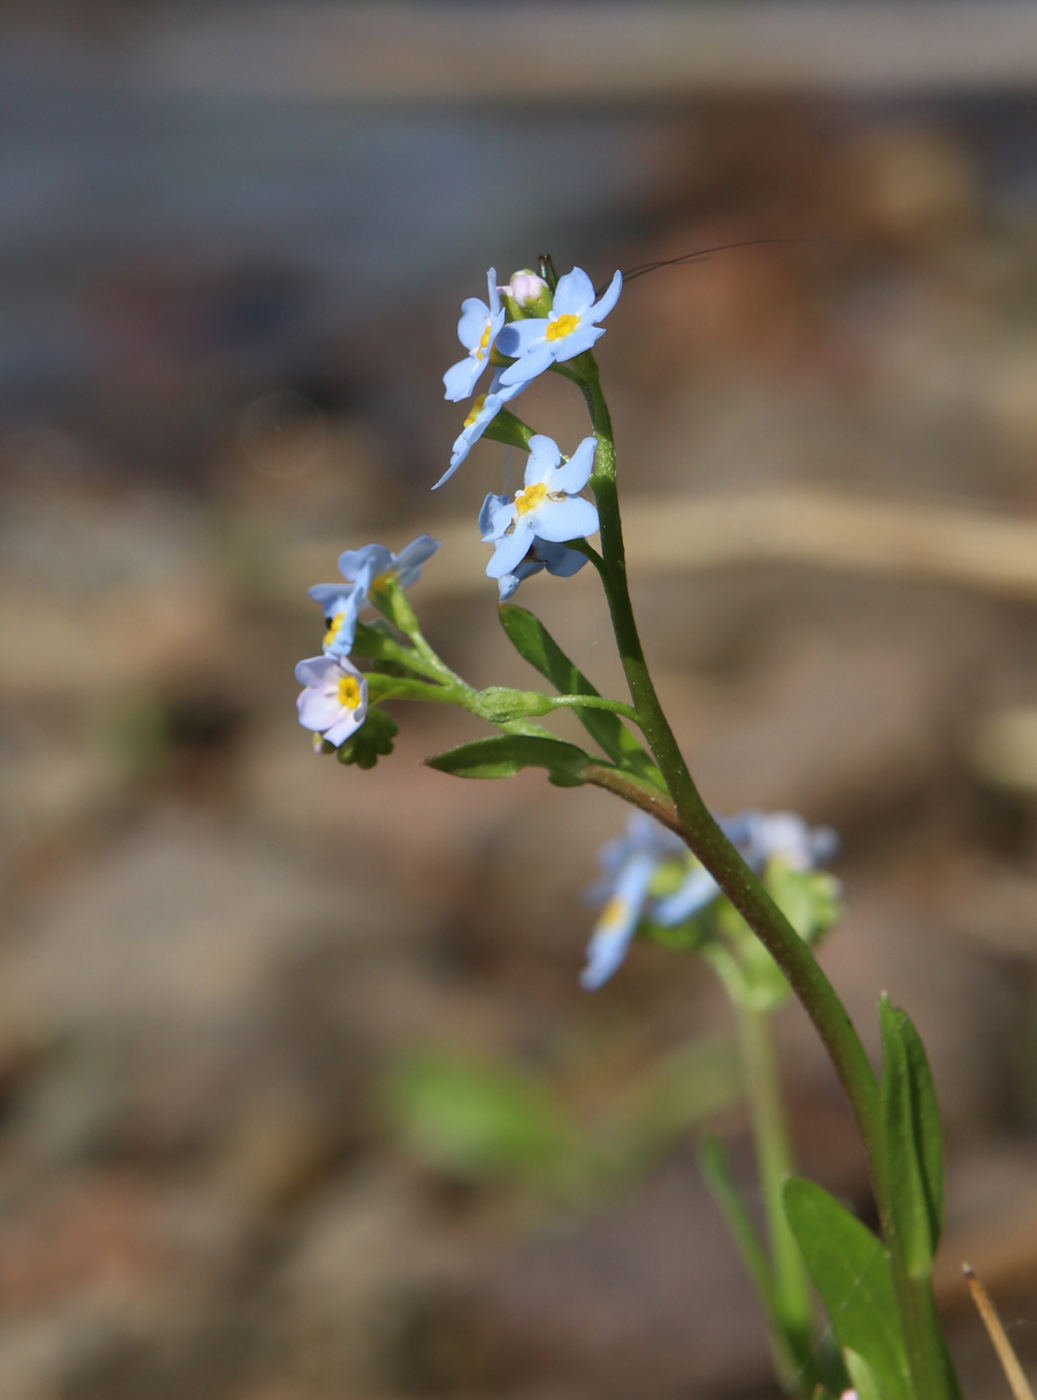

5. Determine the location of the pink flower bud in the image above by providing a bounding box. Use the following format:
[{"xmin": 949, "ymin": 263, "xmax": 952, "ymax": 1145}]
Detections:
[{"xmin": 508, "ymin": 271, "xmax": 549, "ymax": 308}]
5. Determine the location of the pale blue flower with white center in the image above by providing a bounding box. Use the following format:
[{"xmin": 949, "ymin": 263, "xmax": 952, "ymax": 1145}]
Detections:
[
  {"xmin": 335, "ymin": 535, "xmax": 440, "ymax": 593},
  {"xmin": 478, "ymin": 492, "xmax": 587, "ymax": 598},
  {"xmin": 308, "ymin": 578, "xmax": 369, "ymax": 659},
  {"xmin": 434, "ymin": 371, "xmax": 527, "ymax": 490},
  {"xmin": 581, "ymin": 813, "xmax": 685, "ymax": 990},
  {"xmin": 296, "ymin": 654, "xmax": 368, "ymax": 747},
  {"xmin": 443, "ymin": 268, "xmax": 506, "ymax": 403},
  {"xmin": 496, "ymin": 266, "xmax": 623, "ymax": 389},
  {"xmin": 482, "ymin": 434, "xmax": 599, "ymax": 581}
]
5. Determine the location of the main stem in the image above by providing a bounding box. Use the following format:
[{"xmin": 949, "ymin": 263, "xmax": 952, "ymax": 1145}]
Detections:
[{"xmin": 573, "ymin": 355, "xmax": 948, "ymax": 1400}]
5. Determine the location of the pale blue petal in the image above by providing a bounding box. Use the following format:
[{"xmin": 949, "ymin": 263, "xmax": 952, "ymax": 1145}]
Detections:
[
  {"xmin": 486, "ymin": 267, "xmax": 500, "ymax": 317},
  {"xmin": 479, "ymin": 493, "xmax": 512, "ymax": 540},
  {"xmin": 443, "ymin": 355, "xmax": 483, "ymax": 402},
  {"xmin": 393, "ymin": 534, "xmax": 440, "ymax": 589},
  {"xmin": 498, "ymin": 558, "xmax": 544, "ymax": 599},
  {"xmin": 295, "ymin": 654, "xmax": 338, "ymax": 688},
  {"xmin": 338, "ymin": 545, "xmax": 391, "ymax": 585},
  {"xmin": 654, "ymin": 867, "xmax": 719, "ymax": 926},
  {"xmin": 552, "ymin": 436, "xmax": 597, "ymax": 493},
  {"xmin": 298, "ymin": 688, "xmax": 344, "ymax": 732},
  {"xmin": 496, "ymin": 318, "xmax": 546, "ymax": 358},
  {"xmin": 550, "ymin": 323, "xmax": 606, "ymax": 364},
  {"xmin": 457, "ymin": 297, "xmax": 490, "ymax": 350},
  {"xmin": 553, "ymin": 267, "xmax": 595, "ymax": 317},
  {"xmin": 524, "ymin": 434, "xmax": 561, "ymax": 486},
  {"xmin": 529, "ymin": 495, "xmax": 599, "ymax": 544},
  {"xmin": 324, "ymin": 698, "xmax": 368, "ymax": 746},
  {"xmin": 309, "ymin": 583, "xmax": 346, "ymax": 606},
  {"xmin": 591, "ymin": 270, "xmax": 623, "ymax": 321},
  {"xmin": 487, "ymin": 520, "xmax": 535, "ymax": 578},
  {"xmin": 580, "ymin": 851, "xmax": 656, "ymax": 990},
  {"xmin": 537, "ymin": 541, "xmax": 586, "ymax": 578},
  {"xmin": 498, "ymin": 344, "xmax": 554, "ymax": 388}
]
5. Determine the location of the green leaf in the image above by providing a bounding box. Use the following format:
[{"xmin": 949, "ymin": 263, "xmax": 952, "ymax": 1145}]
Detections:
[
  {"xmin": 845, "ymin": 1348, "xmax": 896, "ymax": 1400},
  {"xmin": 879, "ymin": 996, "xmax": 944, "ymax": 1276},
  {"xmin": 382, "ymin": 1048, "xmax": 573, "ymax": 1185},
  {"xmin": 784, "ymin": 1178, "xmax": 911, "ymax": 1400},
  {"xmin": 699, "ymin": 1135, "xmax": 775, "ymax": 1317},
  {"xmin": 498, "ymin": 605, "xmax": 662, "ymax": 784},
  {"xmin": 425, "ymin": 734, "xmax": 592, "ymax": 787},
  {"xmin": 334, "ymin": 705, "xmax": 399, "ymax": 769}
]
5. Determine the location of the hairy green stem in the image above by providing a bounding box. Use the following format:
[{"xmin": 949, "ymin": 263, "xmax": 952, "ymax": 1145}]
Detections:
[{"xmin": 571, "ymin": 353, "xmax": 953, "ymax": 1400}]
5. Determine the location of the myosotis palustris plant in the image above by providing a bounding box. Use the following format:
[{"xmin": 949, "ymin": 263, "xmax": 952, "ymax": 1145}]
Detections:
[{"xmin": 295, "ymin": 255, "xmax": 964, "ymax": 1400}]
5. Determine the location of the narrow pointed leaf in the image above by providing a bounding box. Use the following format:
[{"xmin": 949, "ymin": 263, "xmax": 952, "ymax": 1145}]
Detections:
[
  {"xmin": 879, "ymin": 996, "xmax": 944, "ymax": 1275},
  {"xmin": 498, "ymin": 605, "xmax": 662, "ymax": 784},
  {"xmin": 699, "ymin": 1135, "xmax": 775, "ymax": 1312},
  {"xmin": 425, "ymin": 734, "xmax": 592, "ymax": 787},
  {"xmin": 784, "ymin": 1178, "xmax": 911, "ymax": 1400}
]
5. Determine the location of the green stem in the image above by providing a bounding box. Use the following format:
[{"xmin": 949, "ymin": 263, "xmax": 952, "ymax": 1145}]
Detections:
[
  {"xmin": 734, "ymin": 997, "xmax": 815, "ymax": 1394},
  {"xmin": 572, "ymin": 353, "xmax": 953, "ymax": 1400},
  {"xmin": 551, "ymin": 694, "xmax": 643, "ymax": 726}
]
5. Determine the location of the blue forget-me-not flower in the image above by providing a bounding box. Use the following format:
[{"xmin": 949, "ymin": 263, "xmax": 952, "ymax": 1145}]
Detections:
[
  {"xmin": 309, "ymin": 579, "xmax": 369, "ymax": 659},
  {"xmin": 581, "ymin": 814, "xmax": 687, "ymax": 990},
  {"xmin": 443, "ymin": 268, "xmax": 506, "ymax": 403},
  {"xmin": 482, "ymin": 434, "xmax": 599, "ymax": 581},
  {"xmin": 497, "ymin": 266, "xmax": 623, "ymax": 389},
  {"xmin": 478, "ymin": 493, "xmax": 587, "ymax": 599},
  {"xmin": 435, "ymin": 371, "xmax": 525, "ymax": 490},
  {"xmin": 583, "ymin": 810, "xmax": 838, "ymax": 989},
  {"xmin": 296, "ymin": 654, "xmax": 369, "ymax": 747}
]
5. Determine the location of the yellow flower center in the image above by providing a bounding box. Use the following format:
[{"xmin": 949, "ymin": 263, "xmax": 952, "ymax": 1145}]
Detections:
[
  {"xmin": 514, "ymin": 481, "xmax": 549, "ymax": 516},
  {"xmin": 323, "ymin": 610, "xmax": 345, "ymax": 647},
  {"xmin": 546, "ymin": 313, "xmax": 579, "ymax": 342},
  {"xmin": 598, "ymin": 896, "xmax": 629, "ymax": 931},
  {"xmin": 338, "ymin": 675, "xmax": 363, "ymax": 711},
  {"xmin": 371, "ymin": 571, "xmax": 393, "ymax": 592},
  {"xmin": 476, "ymin": 324, "xmax": 492, "ymax": 360},
  {"xmin": 464, "ymin": 393, "xmax": 487, "ymax": 428}
]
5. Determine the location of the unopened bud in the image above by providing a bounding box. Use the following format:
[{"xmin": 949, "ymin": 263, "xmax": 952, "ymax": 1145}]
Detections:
[
  {"xmin": 502, "ymin": 270, "xmax": 553, "ymax": 320},
  {"xmin": 477, "ymin": 686, "xmax": 556, "ymax": 722}
]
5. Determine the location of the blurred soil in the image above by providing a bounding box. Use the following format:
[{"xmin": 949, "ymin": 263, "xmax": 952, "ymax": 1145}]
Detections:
[{"xmin": 5, "ymin": 81, "xmax": 1037, "ymax": 1400}]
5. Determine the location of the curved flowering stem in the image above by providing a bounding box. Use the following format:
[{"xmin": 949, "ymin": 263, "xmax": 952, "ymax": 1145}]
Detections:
[{"xmin": 562, "ymin": 351, "xmax": 956, "ymax": 1400}]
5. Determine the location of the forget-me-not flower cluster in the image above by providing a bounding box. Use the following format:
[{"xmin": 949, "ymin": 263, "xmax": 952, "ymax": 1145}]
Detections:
[
  {"xmin": 296, "ymin": 534, "xmax": 439, "ymax": 745},
  {"xmin": 438, "ymin": 263, "xmax": 622, "ymax": 593},
  {"xmin": 581, "ymin": 810, "xmax": 838, "ymax": 990}
]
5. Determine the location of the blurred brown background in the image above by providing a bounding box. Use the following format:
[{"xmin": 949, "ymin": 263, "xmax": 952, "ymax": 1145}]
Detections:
[{"xmin": 6, "ymin": 4, "xmax": 1037, "ymax": 1397}]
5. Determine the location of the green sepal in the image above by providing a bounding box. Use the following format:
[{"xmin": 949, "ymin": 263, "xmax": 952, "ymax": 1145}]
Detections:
[
  {"xmin": 498, "ymin": 605, "xmax": 663, "ymax": 787},
  {"xmin": 879, "ymin": 996, "xmax": 944, "ymax": 1276},
  {"xmin": 352, "ymin": 619, "xmax": 405, "ymax": 664},
  {"xmin": 425, "ymin": 734, "xmax": 592, "ymax": 787},
  {"xmin": 334, "ymin": 705, "xmax": 399, "ymax": 770},
  {"xmin": 481, "ymin": 407, "xmax": 535, "ymax": 454},
  {"xmin": 784, "ymin": 1178, "xmax": 911, "ymax": 1400}
]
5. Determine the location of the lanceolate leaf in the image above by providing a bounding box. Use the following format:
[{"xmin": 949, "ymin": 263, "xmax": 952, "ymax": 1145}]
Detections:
[
  {"xmin": 784, "ymin": 1178, "xmax": 911, "ymax": 1400},
  {"xmin": 498, "ymin": 605, "xmax": 662, "ymax": 784},
  {"xmin": 880, "ymin": 996, "xmax": 944, "ymax": 1276},
  {"xmin": 425, "ymin": 734, "xmax": 592, "ymax": 787}
]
